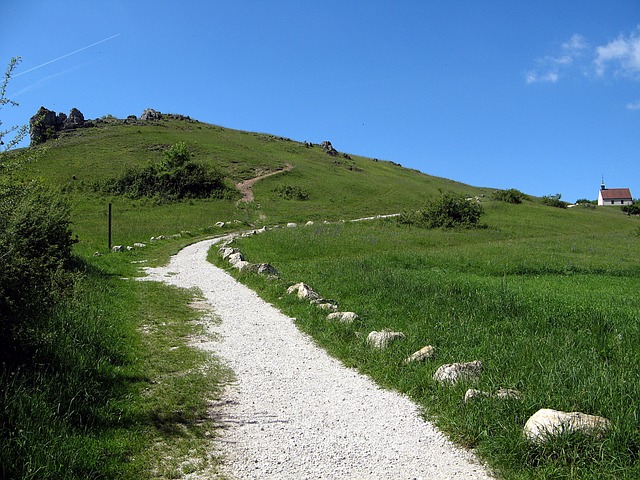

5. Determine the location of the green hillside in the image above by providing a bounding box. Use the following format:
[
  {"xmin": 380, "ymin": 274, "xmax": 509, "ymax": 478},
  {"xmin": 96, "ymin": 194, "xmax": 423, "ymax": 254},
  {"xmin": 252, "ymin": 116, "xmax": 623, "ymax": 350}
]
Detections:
[
  {"xmin": 15, "ymin": 116, "xmax": 490, "ymax": 254},
  {"xmin": 6, "ymin": 114, "xmax": 640, "ymax": 479}
]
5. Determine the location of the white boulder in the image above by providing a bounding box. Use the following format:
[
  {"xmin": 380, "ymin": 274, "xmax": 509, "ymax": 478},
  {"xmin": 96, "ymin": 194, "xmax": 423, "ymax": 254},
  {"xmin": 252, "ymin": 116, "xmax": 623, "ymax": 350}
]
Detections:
[
  {"xmin": 326, "ymin": 312, "xmax": 359, "ymax": 323},
  {"xmin": 227, "ymin": 252, "xmax": 244, "ymax": 265},
  {"xmin": 366, "ymin": 329, "xmax": 406, "ymax": 349},
  {"xmin": 232, "ymin": 260, "xmax": 252, "ymax": 272},
  {"xmin": 433, "ymin": 361, "xmax": 483, "ymax": 385},
  {"xmin": 403, "ymin": 345, "xmax": 436, "ymax": 364},
  {"xmin": 286, "ymin": 282, "xmax": 322, "ymax": 301},
  {"xmin": 523, "ymin": 408, "xmax": 611, "ymax": 443}
]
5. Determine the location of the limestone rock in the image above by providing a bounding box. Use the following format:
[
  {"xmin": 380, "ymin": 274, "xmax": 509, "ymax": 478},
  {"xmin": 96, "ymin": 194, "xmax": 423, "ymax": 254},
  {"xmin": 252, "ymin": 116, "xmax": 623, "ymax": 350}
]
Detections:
[
  {"xmin": 316, "ymin": 302, "xmax": 339, "ymax": 312},
  {"xmin": 227, "ymin": 252, "xmax": 244, "ymax": 265},
  {"xmin": 29, "ymin": 106, "xmax": 87, "ymax": 145},
  {"xmin": 63, "ymin": 107, "xmax": 85, "ymax": 129},
  {"xmin": 219, "ymin": 247, "xmax": 239, "ymax": 260},
  {"xmin": 366, "ymin": 329, "xmax": 406, "ymax": 349},
  {"xmin": 321, "ymin": 140, "xmax": 339, "ymax": 156},
  {"xmin": 287, "ymin": 222, "xmax": 298, "ymax": 228},
  {"xmin": 403, "ymin": 345, "xmax": 436, "ymax": 364},
  {"xmin": 140, "ymin": 108, "xmax": 163, "ymax": 121},
  {"xmin": 133, "ymin": 242, "xmax": 146, "ymax": 248},
  {"xmin": 111, "ymin": 245, "xmax": 124, "ymax": 252},
  {"xmin": 256, "ymin": 263, "xmax": 279, "ymax": 276},
  {"xmin": 232, "ymin": 260, "xmax": 252, "ymax": 271},
  {"xmin": 327, "ymin": 312, "xmax": 359, "ymax": 323},
  {"xmin": 523, "ymin": 408, "xmax": 611, "ymax": 443},
  {"xmin": 433, "ymin": 361, "xmax": 483, "ymax": 385},
  {"xmin": 287, "ymin": 282, "xmax": 323, "ymax": 301},
  {"xmin": 29, "ymin": 107, "xmax": 60, "ymax": 145},
  {"xmin": 464, "ymin": 388, "xmax": 521, "ymax": 403},
  {"xmin": 464, "ymin": 389, "xmax": 491, "ymax": 402}
]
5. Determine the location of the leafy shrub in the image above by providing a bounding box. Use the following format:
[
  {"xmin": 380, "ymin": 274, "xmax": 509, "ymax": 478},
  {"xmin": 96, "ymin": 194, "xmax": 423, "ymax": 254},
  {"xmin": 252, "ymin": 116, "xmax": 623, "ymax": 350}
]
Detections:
[
  {"xmin": 491, "ymin": 188, "xmax": 527, "ymax": 204},
  {"xmin": 399, "ymin": 191, "xmax": 484, "ymax": 228},
  {"xmin": 621, "ymin": 201, "xmax": 640, "ymax": 216},
  {"xmin": 0, "ymin": 182, "xmax": 76, "ymax": 351},
  {"xmin": 100, "ymin": 142, "xmax": 234, "ymax": 200},
  {"xmin": 273, "ymin": 184, "xmax": 310, "ymax": 201},
  {"xmin": 541, "ymin": 193, "xmax": 568, "ymax": 208}
]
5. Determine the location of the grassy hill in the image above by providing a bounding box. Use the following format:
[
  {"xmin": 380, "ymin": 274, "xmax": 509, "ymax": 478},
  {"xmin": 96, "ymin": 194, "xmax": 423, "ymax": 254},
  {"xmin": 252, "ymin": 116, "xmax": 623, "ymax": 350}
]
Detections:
[
  {"xmin": 15, "ymin": 117, "xmax": 489, "ymax": 254},
  {"xmin": 7, "ymin": 115, "xmax": 640, "ymax": 479}
]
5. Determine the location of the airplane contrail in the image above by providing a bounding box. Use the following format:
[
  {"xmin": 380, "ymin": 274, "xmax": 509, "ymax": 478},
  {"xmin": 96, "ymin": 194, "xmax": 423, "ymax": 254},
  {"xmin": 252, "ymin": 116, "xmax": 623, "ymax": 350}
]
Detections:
[{"xmin": 15, "ymin": 33, "xmax": 120, "ymax": 77}]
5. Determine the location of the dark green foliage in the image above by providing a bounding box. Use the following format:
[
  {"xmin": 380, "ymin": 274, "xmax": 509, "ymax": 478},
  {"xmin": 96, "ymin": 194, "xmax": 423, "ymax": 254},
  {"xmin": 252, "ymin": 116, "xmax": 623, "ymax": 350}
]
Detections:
[
  {"xmin": 541, "ymin": 193, "xmax": 568, "ymax": 208},
  {"xmin": 400, "ymin": 191, "xmax": 484, "ymax": 228},
  {"xmin": 491, "ymin": 188, "xmax": 527, "ymax": 204},
  {"xmin": 621, "ymin": 201, "xmax": 640, "ymax": 216},
  {"xmin": 273, "ymin": 184, "xmax": 310, "ymax": 200},
  {"xmin": 100, "ymin": 142, "xmax": 234, "ymax": 201},
  {"xmin": 0, "ymin": 270, "xmax": 157, "ymax": 480},
  {"xmin": 0, "ymin": 183, "xmax": 76, "ymax": 347}
]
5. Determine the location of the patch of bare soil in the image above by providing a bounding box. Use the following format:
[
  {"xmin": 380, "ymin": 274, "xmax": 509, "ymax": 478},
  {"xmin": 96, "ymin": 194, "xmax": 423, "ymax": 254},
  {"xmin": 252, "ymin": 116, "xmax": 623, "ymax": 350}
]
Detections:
[{"xmin": 235, "ymin": 164, "xmax": 293, "ymax": 203}]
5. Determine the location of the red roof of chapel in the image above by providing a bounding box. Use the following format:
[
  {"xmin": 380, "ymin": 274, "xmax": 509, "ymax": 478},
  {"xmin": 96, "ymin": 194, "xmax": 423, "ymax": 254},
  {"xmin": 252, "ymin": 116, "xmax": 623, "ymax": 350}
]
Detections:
[{"xmin": 600, "ymin": 188, "xmax": 632, "ymax": 199}]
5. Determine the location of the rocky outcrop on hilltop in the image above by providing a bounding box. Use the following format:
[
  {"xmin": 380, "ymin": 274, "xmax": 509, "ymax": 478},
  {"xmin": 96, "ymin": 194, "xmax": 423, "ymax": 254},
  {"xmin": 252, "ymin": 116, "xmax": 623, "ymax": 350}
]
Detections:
[
  {"xmin": 140, "ymin": 108, "xmax": 163, "ymax": 121},
  {"xmin": 29, "ymin": 106, "xmax": 93, "ymax": 145},
  {"xmin": 29, "ymin": 107, "xmax": 196, "ymax": 145}
]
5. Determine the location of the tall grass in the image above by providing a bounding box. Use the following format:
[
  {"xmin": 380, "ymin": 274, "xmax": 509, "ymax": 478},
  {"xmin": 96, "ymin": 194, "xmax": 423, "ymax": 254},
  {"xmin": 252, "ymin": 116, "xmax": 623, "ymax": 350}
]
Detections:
[
  {"xmin": 0, "ymin": 258, "xmax": 229, "ymax": 479},
  {"xmin": 218, "ymin": 206, "xmax": 640, "ymax": 479}
]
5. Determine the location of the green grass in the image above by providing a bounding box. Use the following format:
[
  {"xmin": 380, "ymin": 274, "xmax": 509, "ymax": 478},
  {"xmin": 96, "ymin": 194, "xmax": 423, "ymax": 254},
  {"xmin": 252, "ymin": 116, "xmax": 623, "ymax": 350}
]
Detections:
[
  {"xmin": 12, "ymin": 118, "xmax": 488, "ymax": 254},
  {"xmin": 0, "ymin": 257, "xmax": 230, "ymax": 479},
  {"xmin": 215, "ymin": 202, "xmax": 640, "ymax": 479},
  {"xmin": 7, "ymin": 116, "xmax": 640, "ymax": 478}
]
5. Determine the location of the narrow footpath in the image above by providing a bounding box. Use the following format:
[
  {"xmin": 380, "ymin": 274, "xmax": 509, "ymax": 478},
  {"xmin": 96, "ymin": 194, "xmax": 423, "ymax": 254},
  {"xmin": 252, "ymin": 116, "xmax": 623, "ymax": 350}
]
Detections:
[
  {"xmin": 142, "ymin": 237, "xmax": 493, "ymax": 480},
  {"xmin": 235, "ymin": 164, "xmax": 293, "ymax": 203}
]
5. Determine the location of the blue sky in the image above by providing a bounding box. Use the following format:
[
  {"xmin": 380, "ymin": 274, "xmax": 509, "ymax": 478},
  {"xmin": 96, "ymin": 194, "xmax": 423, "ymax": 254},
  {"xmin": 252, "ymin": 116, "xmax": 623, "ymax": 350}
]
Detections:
[{"xmin": 2, "ymin": 1, "xmax": 639, "ymax": 202}]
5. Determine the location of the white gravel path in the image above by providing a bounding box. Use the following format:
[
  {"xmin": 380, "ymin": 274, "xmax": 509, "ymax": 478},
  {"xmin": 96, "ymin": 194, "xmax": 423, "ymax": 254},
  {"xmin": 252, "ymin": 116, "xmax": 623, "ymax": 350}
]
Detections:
[{"xmin": 141, "ymin": 237, "xmax": 494, "ymax": 480}]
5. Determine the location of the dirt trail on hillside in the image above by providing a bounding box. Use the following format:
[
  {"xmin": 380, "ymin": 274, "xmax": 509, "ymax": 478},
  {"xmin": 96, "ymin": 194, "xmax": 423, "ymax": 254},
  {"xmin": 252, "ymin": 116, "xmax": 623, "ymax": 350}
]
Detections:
[
  {"xmin": 236, "ymin": 163, "xmax": 293, "ymax": 203},
  {"xmin": 141, "ymin": 236, "xmax": 493, "ymax": 480}
]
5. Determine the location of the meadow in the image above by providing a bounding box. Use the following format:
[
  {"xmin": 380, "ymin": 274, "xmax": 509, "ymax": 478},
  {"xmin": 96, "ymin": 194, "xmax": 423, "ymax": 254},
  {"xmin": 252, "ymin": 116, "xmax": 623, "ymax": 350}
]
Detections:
[
  {"xmin": 217, "ymin": 200, "xmax": 640, "ymax": 479},
  {"xmin": 4, "ymin": 116, "xmax": 640, "ymax": 478}
]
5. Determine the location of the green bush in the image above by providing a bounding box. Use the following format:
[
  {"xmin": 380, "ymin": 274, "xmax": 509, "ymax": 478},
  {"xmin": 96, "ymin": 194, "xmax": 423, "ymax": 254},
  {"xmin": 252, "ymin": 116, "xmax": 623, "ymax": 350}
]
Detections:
[
  {"xmin": 100, "ymin": 142, "xmax": 234, "ymax": 201},
  {"xmin": 400, "ymin": 191, "xmax": 484, "ymax": 228},
  {"xmin": 273, "ymin": 184, "xmax": 310, "ymax": 201},
  {"xmin": 621, "ymin": 201, "xmax": 640, "ymax": 216},
  {"xmin": 541, "ymin": 193, "xmax": 568, "ymax": 208},
  {"xmin": 491, "ymin": 188, "xmax": 527, "ymax": 204},
  {"xmin": 0, "ymin": 183, "xmax": 76, "ymax": 348}
]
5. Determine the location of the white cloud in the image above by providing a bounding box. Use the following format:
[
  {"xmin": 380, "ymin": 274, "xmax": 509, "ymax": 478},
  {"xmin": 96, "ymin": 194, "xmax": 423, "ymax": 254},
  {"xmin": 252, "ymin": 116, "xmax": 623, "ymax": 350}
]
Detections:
[
  {"xmin": 525, "ymin": 71, "xmax": 559, "ymax": 84},
  {"xmin": 562, "ymin": 34, "xmax": 588, "ymax": 52},
  {"xmin": 627, "ymin": 100, "xmax": 640, "ymax": 110},
  {"xmin": 525, "ymin": 33, "xmax": 588, "ymax": 84},
  {"xmin": 594, "ymin": 30, "xmax": 640, "ymax": 77}
]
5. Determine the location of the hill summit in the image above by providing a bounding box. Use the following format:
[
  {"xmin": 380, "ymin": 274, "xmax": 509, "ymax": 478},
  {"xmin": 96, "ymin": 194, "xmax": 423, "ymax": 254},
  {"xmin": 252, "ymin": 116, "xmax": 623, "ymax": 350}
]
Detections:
[{"xmin": 28, "ymin": 107, "xmax": 194, "ymax": 145}]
